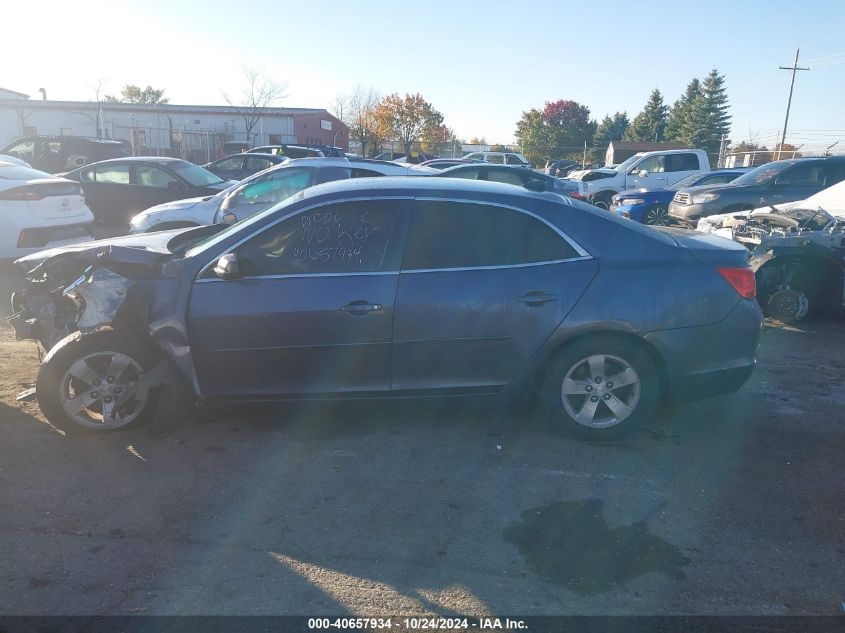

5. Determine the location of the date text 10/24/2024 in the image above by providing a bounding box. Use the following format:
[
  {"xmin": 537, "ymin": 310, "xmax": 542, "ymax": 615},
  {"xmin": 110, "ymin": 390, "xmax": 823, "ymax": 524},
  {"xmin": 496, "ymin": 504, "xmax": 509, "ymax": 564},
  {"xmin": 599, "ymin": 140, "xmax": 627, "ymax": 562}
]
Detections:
[{"xmin": 307, "ymin": 618, "xmax": 528, "ymax": 630}]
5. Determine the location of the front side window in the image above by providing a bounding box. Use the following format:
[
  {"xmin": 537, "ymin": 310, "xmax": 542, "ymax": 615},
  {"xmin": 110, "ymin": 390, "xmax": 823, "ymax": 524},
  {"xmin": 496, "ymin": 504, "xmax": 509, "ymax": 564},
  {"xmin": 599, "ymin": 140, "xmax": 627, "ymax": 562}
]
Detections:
[
  {"xmin": 133, "ymin": 164, "xmax": 181, "ymax": 188},
  {"xmin": 402, "ymin": 201, "xmax": 579, "ymax": 270},
  {"xmin": 447, "ymin": 168, "xmax": 481, "ymax": 180},
  {"xmin": 635, "ymin": 155, "xmax": 665, "ymax": 173},
  {"xmin": 235, "ymin": 200, "xmax": 398, "ymax": 276},
  {"xmin": 167, "ymin": 161, "xmax": 225, "ymax": 186},
  {"xmin": 505, "ymin": 154, "xmax": 524, "ymax": 165},
  {"xmin": 775, "ymin": 163, "xmax": 825, "ymax": 187},
  {"xmin": 93, "ymin": 164, "xmax": 130, "ymax": 184}
]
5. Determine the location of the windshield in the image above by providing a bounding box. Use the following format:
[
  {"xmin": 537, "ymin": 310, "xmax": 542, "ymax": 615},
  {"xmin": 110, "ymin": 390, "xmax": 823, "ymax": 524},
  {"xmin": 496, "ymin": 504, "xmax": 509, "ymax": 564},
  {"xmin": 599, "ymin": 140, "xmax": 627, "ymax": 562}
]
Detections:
[
  {"xmin": 611, "ymin": 154, "xmax": 644, "ymax": 173},
  {"xmin": 732, "ymin": 162, "xmax": 792, "ymax": 186},
  {"xmin": 167, "ymin": 160, "xmax": 226, "ymax": 187},
  {"xmin": 184, "ymin": 189, "xmax": 308, "ymax": 258}
]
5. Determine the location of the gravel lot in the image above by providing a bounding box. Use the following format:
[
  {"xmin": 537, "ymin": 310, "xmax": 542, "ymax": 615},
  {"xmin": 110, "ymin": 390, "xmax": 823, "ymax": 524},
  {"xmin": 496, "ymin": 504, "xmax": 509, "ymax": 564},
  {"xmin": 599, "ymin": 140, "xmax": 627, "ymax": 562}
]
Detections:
[{"xmin": 0, "ymin": 264, "xmax": 843, "ymax": 616}]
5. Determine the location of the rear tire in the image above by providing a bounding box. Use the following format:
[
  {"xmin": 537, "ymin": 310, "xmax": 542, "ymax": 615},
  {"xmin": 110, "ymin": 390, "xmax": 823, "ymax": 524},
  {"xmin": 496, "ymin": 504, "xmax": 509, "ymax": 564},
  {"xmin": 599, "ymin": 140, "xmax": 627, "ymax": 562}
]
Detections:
[
  {"xmin": 539, "ymin": 336, "xmax": 659, "ymax": 438},
  {"xmin": 36, "ymin": 331, "xmax": 160, "ymax": 433}
]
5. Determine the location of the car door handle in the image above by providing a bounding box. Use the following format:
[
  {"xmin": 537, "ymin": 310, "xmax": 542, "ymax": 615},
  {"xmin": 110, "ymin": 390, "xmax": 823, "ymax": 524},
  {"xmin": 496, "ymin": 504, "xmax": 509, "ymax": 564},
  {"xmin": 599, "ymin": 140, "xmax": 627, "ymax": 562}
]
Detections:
[
  {"xmin": 516, "ymin": 291, "xmax": 558, "ymax": 307},
  {"xmin": 341, "ymin": 300, "xmax": 383, "ymax": 315}
]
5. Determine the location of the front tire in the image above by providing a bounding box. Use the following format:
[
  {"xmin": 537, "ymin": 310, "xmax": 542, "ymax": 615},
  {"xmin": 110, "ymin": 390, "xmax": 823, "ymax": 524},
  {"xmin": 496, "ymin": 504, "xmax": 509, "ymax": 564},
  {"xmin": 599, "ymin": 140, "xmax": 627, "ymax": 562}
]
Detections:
[
  {"xmin": 36, "ymin": 331, "xmax": 160, "ymax": 433},
  {"xmin": 540, "ymin": 336, "xmax": 659, "ymax": 438},
  {"xmin": 643, "ymin": 204, "xmax": 670, "ymax": 226}
]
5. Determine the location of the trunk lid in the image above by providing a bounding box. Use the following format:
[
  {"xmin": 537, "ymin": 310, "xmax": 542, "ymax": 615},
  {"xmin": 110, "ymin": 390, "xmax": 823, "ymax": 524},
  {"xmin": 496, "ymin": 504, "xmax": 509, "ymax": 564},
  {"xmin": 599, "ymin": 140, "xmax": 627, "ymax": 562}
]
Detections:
[
  {"xmin": 655, "ymin": 226, "xmax": 750, "ymax": 267},
  {"xmin": 22, "ymin": 180, "xmax": 89, "ymax": 219}
]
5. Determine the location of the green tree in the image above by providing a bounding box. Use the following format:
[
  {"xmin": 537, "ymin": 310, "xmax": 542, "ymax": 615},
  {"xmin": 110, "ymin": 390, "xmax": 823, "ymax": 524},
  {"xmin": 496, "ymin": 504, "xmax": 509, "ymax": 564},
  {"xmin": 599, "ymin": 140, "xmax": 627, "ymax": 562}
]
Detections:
[
  {"xmin": 593, "ymin": 112, "xmax": 629, "ymax": 160},
  {"xmin": 104, "ymin": 84, "xmax": 169, "ymax": 104},
  {"xmin": 514, "ymin": 108, "xmax": 548, "ymax": 165},
  {"xmin": 664, "ymin": 78, "xmax": 702, "ymax": 144},
  {"xmin": 699, "ymin": 68, "xmax": 731, "ymax": 155},
  {"xmin": 378, "ymin": 93, "xmax": 441, "ymax": 157},
  {"xmin": 625, "ymin": 89, "xmax": 668, "ymax": 142},
  {"xmin": 542, "ymin": 99, "xmax": 596, "ymax": 158}
]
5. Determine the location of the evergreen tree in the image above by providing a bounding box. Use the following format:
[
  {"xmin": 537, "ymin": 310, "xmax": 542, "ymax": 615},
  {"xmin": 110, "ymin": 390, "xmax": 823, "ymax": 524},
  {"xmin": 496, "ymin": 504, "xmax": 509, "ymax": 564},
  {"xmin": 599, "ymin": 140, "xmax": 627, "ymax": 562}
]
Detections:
[
  {"xmin": 664, "ymin": 78, "xmax": 702, "ymax": 143},
  {"xmin": 592, "ymin": 112, "xmax": 629, "ymax": 160},
  {"xmin": 625, "ymin": 89, "xmax": 668, "ymax": 142},
  {"xmin": 699, "ymin": 68, "xmax": 731, "ymax": 155}
]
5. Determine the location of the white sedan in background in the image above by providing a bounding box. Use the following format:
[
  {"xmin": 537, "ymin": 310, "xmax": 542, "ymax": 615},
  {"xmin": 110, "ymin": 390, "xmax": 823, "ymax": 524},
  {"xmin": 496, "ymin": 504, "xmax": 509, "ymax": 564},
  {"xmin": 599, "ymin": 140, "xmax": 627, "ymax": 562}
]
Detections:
[{"xmin": 0, "ymin": 161, "xmax": 95, "ymax": 259}]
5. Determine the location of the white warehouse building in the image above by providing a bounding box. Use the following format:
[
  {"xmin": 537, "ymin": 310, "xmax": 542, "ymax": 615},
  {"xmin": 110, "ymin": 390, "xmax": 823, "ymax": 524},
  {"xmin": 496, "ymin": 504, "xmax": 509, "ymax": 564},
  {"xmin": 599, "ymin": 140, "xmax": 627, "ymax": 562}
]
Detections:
[{"xmin": 0, "ymin": 90, "xmax": 348, "ymax": 164}]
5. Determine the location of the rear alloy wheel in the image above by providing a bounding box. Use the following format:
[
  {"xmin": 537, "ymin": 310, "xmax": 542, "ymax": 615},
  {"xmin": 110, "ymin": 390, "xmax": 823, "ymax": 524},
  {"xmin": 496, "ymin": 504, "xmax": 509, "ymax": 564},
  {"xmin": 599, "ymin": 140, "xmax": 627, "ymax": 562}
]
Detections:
[
  {"xmin": 593, "ymin": 196, "xmax": 612, "ymax": 210},
  {"xmin": 643, "ymin": 204, "xmax": 670, "ymax": 226},
  {"xmin": 541, "ymin": 337, "xmax": 659, "ymax": 437}
]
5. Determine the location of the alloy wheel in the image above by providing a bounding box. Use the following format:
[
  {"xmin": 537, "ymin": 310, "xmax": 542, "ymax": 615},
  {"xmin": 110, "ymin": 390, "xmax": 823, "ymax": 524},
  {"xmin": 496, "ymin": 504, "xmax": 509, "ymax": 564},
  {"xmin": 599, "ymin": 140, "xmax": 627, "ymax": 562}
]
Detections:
[
  {"xmin": 560, "ymin": 354, "xmax": 641, "ymax": 429},
  {"xmin": 645, "ymin": 205, "xmax": 670, "ymax": 226},
  {"xmin": 59, "ymin": 352, "xmax": 147, "ymax": 430}
]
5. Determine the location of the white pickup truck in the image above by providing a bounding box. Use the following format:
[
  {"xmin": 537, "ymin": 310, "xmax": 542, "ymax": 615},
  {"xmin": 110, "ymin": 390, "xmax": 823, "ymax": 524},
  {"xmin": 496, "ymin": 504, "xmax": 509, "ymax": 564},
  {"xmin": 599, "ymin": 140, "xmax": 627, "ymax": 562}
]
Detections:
[{"xmin": 570, "ymin": 149, "xmax": 711, "ymax": 209}]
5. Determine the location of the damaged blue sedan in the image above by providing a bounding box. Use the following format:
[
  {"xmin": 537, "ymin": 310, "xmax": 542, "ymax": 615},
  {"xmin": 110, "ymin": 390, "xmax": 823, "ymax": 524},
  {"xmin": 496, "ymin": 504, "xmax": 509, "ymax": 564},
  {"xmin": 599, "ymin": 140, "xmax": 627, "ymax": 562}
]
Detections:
[{"xmin": 9, "ymin": 177, "xmax": 763, "ymax": 437}]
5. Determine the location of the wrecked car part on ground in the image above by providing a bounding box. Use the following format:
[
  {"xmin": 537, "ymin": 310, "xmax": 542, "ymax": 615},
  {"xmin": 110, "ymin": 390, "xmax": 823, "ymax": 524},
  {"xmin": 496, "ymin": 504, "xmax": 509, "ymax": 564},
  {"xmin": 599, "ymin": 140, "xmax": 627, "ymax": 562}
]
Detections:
[{"xmin": 698, "ymin": 206, "xmax": 845, "ymax": 322}]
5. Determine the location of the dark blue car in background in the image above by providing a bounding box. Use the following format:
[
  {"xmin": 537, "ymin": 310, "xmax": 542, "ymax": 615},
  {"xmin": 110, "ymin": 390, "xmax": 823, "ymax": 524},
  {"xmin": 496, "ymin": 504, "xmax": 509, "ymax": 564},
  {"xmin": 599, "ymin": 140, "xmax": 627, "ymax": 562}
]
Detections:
[{"xmin": 611, "ymin": 169, "xmax": 749, "ymax": 225}]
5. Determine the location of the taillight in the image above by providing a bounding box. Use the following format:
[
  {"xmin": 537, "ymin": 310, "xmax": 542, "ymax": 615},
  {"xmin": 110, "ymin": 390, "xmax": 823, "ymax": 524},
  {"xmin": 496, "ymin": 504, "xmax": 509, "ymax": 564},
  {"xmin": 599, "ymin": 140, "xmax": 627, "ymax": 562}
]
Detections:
[
  {"xmin": 717, "ymin": 267, "xmax": 756, "ymax": 300},
  {"xmin": 0, "ymin": 186, "xmax": 46, "ymax": 201},
  {"xmin": 568, "ymin": 191, "xmax": 586, "ymax": 200}
]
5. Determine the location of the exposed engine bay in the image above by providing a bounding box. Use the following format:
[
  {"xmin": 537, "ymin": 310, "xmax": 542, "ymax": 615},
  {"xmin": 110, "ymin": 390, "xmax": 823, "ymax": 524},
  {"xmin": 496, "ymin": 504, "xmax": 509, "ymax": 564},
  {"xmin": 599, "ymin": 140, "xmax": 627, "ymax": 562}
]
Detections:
[{"xmin": 698, "ymin": 206, "xmax": 845, "ymax": 322}]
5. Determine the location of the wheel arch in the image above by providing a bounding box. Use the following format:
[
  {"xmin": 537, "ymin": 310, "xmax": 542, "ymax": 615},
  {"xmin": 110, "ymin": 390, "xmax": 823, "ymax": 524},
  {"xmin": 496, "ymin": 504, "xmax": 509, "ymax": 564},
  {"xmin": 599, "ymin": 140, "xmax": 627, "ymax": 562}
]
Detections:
[{"xmin": 525, "ymin": 327, "xmax": 672, "ymax": 401}]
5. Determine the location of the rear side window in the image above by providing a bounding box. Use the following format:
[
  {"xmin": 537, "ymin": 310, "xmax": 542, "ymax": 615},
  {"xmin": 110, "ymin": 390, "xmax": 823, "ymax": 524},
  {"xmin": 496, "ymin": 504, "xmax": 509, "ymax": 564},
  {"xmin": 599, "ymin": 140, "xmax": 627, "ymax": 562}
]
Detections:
[
  {"xmin": 351, "ymin": 168, "xmax": 387, "ymax": 178},
  {"xmin": 487, "ymin": 154, "xmax": 505, "ymax": 164},
  {"xmin": 824, "ymin": 162, "xmax": 845, "ymax": 186},
  {"xmin": 92, "ymin": 164, "xmax": 130, "ymax": 184},
  {"xmin": 666, "ymin": 153, "xmax": 700, "ymax": 172},
  {"xmin": 402, "ymin": 201, "xmax": 579, "ymax": 270},
  {"xmin": 486, "ymin": 169, "xmax": 525, "ymax": 186}
]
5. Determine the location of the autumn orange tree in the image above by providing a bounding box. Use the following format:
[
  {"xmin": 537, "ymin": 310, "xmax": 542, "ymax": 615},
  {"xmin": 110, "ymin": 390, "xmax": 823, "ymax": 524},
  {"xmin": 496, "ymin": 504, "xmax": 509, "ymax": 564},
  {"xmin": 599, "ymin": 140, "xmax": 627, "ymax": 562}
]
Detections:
[{"xmin": 378, "ymin": 93, "xmax": 443, "ymax": 157}]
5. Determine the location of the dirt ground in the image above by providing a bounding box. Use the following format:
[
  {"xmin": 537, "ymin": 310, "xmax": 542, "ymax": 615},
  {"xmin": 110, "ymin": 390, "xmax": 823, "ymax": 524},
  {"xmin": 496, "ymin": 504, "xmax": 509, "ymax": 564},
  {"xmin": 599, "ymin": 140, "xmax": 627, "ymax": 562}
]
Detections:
[{"xmin": 0, "ymin": 296, "xmax": 843, "ymax": 615}]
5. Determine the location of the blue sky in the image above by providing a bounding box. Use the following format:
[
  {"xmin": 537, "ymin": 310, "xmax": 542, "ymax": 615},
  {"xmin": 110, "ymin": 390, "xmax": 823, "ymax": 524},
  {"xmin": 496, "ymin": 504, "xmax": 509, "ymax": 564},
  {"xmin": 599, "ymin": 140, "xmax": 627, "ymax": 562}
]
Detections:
[{"xmin": 7, "ymin": 0, "xmax": 845, "ymax": 151}]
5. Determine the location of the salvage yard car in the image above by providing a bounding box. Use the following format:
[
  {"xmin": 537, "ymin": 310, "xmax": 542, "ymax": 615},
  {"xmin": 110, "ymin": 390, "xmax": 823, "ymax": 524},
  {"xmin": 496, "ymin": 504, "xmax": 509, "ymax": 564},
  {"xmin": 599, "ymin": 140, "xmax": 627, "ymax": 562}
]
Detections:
[
  {"xmin": 10, "ymin": 178, "xmax": 762, "ymax": 437},
  {"xmin": 697, "ymin": 180, "xmax": 845, "ymax": 322},
  {"xmin": 0, "ymin": 160, "xmax": 94, "ymax": 260},
  {"xmin": 668, "ymin": 156, "xmax": 845, "ymax": 226},
  {"xmin": 129, "ymin": 158, "xmax": 435, "ymax": 232},
  {"xmin": 611, "ymin": 169, "xmax": 749, "ymax": 225},
  {"xmin": 63, "ymin": 157, "xmax": 234, "ymax": 224}
]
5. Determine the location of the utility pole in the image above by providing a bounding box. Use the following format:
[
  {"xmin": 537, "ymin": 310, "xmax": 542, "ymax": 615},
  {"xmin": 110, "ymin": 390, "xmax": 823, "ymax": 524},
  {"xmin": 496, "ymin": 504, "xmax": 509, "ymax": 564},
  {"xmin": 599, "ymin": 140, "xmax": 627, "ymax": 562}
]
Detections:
[{"xmin": 776, "ymin": 48, "xmax": 809, "ymax": 160}]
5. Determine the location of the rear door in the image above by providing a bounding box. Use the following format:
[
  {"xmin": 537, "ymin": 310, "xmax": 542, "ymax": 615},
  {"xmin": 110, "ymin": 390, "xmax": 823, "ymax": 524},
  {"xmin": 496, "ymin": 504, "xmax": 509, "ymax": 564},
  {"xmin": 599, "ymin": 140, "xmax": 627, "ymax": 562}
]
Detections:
[
  {"xmin": 188, "ymin": 198, "xmax": 410, "ymax": 398},
  {"xmin": 663, "ymin": 152, "xmax": 703, "ymax": 186},
  {"xmin": 79, "ymin": 162, "xmax": 132, "ymax": 222},
  {"xmin": 391, "ymin": 199, "xmax": 598, "ymax": 393}
]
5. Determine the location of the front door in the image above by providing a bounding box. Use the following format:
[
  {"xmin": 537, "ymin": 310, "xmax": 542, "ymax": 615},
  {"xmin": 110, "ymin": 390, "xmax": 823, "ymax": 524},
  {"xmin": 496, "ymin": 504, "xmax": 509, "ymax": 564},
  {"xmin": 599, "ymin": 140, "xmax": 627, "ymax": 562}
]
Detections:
[
  {"xmin": 391, "ymin": 199, "xmax": 598, "ymax": 393},
  {"xmin": 187, "ymin": 198, "xmax": 410, "ymax": 398}
]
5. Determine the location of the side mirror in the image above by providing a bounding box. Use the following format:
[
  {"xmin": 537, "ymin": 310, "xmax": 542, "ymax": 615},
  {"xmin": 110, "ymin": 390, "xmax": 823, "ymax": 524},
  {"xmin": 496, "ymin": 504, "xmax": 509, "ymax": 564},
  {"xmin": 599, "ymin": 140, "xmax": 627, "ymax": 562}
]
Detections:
[{"xmin": 213, "ymin": 253, "xmax": 240, "ymax": 279}]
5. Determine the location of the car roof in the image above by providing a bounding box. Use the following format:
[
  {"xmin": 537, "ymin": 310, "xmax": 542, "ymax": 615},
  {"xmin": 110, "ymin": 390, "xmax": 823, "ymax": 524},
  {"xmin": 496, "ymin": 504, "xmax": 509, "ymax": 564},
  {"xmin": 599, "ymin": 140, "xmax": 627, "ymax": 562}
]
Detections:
[
  {"xmin": 85, "ymin": 156, "xmax": 187, "ymax": 164},
  {"xmin": 299, "ymin": 175, "xmax": 559, "ymax": 201}
]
